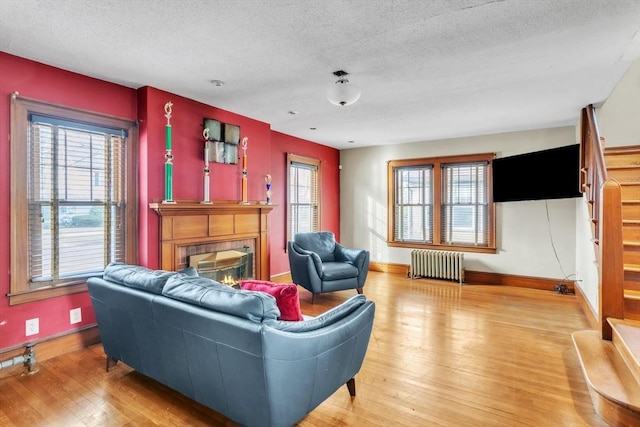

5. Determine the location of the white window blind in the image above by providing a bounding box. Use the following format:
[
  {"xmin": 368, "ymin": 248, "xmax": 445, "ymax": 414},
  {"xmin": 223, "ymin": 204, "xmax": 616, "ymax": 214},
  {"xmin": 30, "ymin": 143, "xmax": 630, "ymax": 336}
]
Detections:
[
  {"xmin": 28, "ymin": 114, "xmax": 127, "ymax": 287},
  {"xmin": 289, "ymin": 159, "xmax": 319, "ymax": 237},
  {"xmin": 441, "ymin": 161, "xmax": 489, "ymax": 246},
  {"xmin": 394, "ymin": 165, "xmax": 433, "ymax": 243}
]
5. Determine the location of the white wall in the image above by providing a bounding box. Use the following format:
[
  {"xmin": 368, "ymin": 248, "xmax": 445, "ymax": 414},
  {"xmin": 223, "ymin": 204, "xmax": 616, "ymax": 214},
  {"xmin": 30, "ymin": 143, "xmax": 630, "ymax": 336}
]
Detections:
[
  {"xmin": 340, "ymin": 126, "xmax": 578, "ymax": 280},
  {"xmin": 575, "ymin": 193, "xmax": 600, "ymax": 315},
  {"xmin": 597, "ymin": 57, "xmax": 640, "ymax": 147}
]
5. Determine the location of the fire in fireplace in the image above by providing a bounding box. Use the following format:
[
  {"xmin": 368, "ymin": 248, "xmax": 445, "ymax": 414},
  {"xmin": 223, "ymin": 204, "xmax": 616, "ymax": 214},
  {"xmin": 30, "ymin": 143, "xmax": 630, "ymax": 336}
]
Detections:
[{"xmin": 188, "ymin": 246, "xmax": 254, "ymax": 283}]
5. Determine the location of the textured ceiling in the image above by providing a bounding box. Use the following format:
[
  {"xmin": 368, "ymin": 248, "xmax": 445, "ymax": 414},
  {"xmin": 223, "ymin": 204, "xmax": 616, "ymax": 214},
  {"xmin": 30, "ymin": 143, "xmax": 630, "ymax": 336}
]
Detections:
[{"xmin": 1, "ymin": 0, "xmax": 639, "ymax": 150}]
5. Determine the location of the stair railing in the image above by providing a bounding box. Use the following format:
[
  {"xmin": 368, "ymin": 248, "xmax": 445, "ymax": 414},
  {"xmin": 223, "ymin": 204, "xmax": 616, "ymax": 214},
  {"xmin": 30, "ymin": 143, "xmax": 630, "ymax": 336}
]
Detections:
[{"xmin": 580, "ymin": 105, "xmax": 624, "ymax": 340}]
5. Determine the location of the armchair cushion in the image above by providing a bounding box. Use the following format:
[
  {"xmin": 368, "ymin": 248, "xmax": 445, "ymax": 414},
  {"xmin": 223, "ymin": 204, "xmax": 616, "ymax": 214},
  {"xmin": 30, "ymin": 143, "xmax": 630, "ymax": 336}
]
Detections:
[
  {"xmin": 293, "ymin": 231, "xmax": 337, "ymax": 262},
  {"xmin": 321, "ymin": 262, "xmax": 359, "ymax": 281},
  {"xmin": 240, "ymin": 280, "xmax": 304, "ymax": 321}
]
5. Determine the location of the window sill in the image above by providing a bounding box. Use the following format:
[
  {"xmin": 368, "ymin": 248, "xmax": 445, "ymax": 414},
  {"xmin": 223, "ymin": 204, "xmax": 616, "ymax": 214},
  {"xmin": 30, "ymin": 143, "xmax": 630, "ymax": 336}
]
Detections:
[
  {"xmin": 8, "ymin": 282, "xmax": 88, "ymax": 306},
  {"xmin": 387, "ymin": 241, "xmax": 497, "ymax": 254}
]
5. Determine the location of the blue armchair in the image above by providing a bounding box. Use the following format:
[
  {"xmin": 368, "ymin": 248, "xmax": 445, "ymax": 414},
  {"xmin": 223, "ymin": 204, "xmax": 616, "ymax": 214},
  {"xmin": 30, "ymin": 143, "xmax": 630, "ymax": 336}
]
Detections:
[{"xmin": 288, "ymin": 231, "xmax": 370, "ymax": 303}]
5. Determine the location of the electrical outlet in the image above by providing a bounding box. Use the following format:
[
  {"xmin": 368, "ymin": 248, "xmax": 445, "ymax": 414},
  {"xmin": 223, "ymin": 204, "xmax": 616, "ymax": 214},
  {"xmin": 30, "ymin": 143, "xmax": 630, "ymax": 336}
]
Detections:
[
  {"xmin": 70, "ymin": 307, "xmax": 82, "ymax": 324},
  {"xmin": 25, "ymin": 318, "xmax": 39, "ymax": 336}
]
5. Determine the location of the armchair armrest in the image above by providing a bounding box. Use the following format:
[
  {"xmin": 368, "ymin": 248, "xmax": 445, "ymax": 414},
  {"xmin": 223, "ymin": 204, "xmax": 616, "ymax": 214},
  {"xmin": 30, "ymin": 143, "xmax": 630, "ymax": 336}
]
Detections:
[
  {"xmin": 335, "ymin": 243, "xmax": 370, "ymax": 288},
  {"xmin": 288, "ymin": 241, "xmax": 324, "ymax": 293},
  {"xmin": 335, "ymin": 244, "xmax": 368, "ymax": 270},
  {"xmin": 291, "ymin": 243, "xmax": 323, "ymax": 274}
]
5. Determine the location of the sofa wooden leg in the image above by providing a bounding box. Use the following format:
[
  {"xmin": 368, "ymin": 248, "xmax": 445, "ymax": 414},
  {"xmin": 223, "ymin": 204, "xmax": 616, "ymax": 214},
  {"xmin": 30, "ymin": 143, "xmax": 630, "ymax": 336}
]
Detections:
[
  {"xmin": 356, "ymin": 287, "xmax": 363, "ymax": 295},
  {"xmin": 346, "ymin": 378, "xmax": 356, "ymax": 396},
  {"xmin": 106, "ymin": 356, "xmax": 118, "ymax": 372},
  {"xmin": 311, "ymin": 293, "xmax": 317, "ymax": 304}
]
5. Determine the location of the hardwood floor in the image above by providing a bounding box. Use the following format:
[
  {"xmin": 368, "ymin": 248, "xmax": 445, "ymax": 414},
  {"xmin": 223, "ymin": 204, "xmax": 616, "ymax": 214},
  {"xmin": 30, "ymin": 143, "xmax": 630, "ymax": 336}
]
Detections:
[{"xmin": 0, "ymin": 271, "xmax": 608, "ymax": 426}]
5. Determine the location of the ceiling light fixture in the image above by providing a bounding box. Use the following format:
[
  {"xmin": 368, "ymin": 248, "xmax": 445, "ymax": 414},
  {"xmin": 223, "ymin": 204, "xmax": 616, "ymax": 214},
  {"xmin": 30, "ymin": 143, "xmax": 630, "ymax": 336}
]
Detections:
[{"xmin": 327, "ymin": 70, "xmax": 361, "ymax": 106}]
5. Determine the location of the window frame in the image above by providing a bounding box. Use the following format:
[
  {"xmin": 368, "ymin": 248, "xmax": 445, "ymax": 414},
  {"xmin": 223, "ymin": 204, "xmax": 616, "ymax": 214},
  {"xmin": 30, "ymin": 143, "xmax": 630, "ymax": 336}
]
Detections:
[
  {"xmin": 286, "ymin": 153, "xmax": 321, "ymax": 245},
  {"xmin": 387, "ymin": 153, "xmax": 496, "ymax": 254},
  {"xmin": 9, "ymin": 94, "xmax": 138, "ymax": 305}
]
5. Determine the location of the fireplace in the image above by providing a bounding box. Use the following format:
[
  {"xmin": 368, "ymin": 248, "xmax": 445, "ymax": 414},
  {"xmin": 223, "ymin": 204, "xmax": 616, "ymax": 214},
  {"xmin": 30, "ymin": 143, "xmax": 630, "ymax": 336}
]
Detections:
[
  {"xmin": 149, "ymin": 201, "xmax": 274, "ymax": 281},
  {"xmin": 189, "ymin": 247, "xmax": 254, "ymax": 283}
]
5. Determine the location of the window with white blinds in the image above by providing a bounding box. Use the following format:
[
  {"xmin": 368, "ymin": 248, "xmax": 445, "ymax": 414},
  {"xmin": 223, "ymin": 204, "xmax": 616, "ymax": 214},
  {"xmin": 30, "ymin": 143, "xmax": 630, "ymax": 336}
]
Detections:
[
  {"xmin": 388, "ymin": 153, "xmax": 495, "ymax": 253},
  {"xmin": 10, "ymin": 96, "xmax": 137, "ymax": 304},
  {"xmin": 28, "ymin": 115, "xmax": 127, "ymax": 286},
  {"xmin": 441, "ymin": 162, "xmax": 490, "ymax": 246},
  {"xmin": 287, "ymin": 153, "xmax": 320, "ymax": 241},
  {"xmin": 393, "ymin": 165, "xmax": 433, "ymax": 243}
]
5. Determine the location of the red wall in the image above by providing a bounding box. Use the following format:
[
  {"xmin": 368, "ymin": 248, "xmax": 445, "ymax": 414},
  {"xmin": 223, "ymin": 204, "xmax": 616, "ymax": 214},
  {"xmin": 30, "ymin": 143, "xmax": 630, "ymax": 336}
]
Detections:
[
  {"xmin": 0, "ymin": 53, "xmax": 138, "ymax": 349},
  {"xmin": 0, "ymin": 52, "xmax": 340, "ymax": 350},
  {"xmin": 269, "ymin": 132, "xmax": 341, "ymax": 274},
  {"xmin": 138, "ymin": 86, "xmax": 274, "ymax": 268}
]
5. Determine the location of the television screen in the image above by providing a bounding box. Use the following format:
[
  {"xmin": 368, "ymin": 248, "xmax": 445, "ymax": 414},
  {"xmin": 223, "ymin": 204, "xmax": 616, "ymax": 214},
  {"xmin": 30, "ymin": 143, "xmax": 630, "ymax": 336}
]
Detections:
[{"xmin": 492, "ymin": 144, "xmax": 581, "ymax": 202}]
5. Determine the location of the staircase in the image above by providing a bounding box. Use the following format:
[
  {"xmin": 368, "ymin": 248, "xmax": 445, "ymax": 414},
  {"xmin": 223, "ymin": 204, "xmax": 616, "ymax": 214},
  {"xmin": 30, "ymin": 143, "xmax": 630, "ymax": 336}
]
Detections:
[
  {"xmin": 572, "ymin": 105, "xmax": 640, "ymax": 427},
  {"xmin": 605, "ymin": 146, "xmax": 640, "ymax": 321}
]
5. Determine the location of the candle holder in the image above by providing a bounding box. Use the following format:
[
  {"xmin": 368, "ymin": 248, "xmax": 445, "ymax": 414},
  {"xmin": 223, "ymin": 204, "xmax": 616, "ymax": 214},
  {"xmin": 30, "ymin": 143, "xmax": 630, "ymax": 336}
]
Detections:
[
  {"xmin": 162, "ymin": 102, "xmax": 176, "ymax": 204},
  {"xmin": 240, "ymin": 137, "xmax": 249, "ymax": 205},
  {"xmin": 201, "ymin": 128, "xmax": 212, "ymax": 204},
  {"xmin": 265, "ymin": 174, "xmax": 272, "ymax": 205}
]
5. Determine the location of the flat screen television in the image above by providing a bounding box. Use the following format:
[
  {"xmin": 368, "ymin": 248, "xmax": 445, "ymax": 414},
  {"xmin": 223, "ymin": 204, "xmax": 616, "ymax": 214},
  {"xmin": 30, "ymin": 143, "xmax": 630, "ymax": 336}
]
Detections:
[{"xmin": 492, "ymin": 144, "xmax": 581, "ymax": 202}]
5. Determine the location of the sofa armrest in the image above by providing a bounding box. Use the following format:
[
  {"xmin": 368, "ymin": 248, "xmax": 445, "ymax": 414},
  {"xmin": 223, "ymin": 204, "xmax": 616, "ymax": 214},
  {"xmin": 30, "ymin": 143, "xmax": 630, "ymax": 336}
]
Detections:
[
  {"xmin": 260, "ymin": 298, "xmax": 375, "ymax": 425},
  {"xmin": 263, "ymin": 294, "xmax": 367, "ymax": 332}
]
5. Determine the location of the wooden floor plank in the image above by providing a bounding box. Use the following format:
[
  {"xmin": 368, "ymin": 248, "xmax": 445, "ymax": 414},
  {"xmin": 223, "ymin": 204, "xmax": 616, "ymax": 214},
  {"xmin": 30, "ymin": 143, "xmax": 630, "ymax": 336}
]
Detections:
[{"xmin": 0, "ymin": 271, "xmax": 610, "ymax": 426}]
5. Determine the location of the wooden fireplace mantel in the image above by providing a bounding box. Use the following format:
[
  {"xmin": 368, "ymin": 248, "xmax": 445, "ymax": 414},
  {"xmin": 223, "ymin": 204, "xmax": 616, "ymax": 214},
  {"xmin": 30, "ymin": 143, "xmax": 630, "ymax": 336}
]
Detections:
[{"xmin": 149, "ymin": 200, "xmax": 275, "ymax": 280}]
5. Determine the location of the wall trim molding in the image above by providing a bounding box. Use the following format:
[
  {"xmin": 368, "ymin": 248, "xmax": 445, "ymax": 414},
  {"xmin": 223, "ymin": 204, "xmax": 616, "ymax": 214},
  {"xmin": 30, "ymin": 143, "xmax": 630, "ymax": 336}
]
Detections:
[
  {"xmin": 464, "ymin": 270, "xmax": 575, "ymax": 292},
  {"xmin": 0, "ymin": 325, "xmax": 100, "ymax": 379},
  {"xmin": 369, "ymin": 262, "xmax": 409, "ymax": 275},
  {"xmin": 370, "ymin": 262, "xmax": 575, "ymax": 292},
  {"xmin": 574, "ymin": 284, "xmax": 600, "ymax": 331}
]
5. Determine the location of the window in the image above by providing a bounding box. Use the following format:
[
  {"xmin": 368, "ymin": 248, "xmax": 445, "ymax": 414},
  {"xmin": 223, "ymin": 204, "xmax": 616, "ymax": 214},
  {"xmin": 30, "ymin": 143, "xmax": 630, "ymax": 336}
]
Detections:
[
  {"xmin": 287, "ymin": 153, "xmax": 320, "ymax": 242},
  {"xmin": 388, "ymin": 153, "xmax": 495, "ymax": 253},
  {"xmin": 10, "ymin": 95, "xmax": 137, "ymax": 305}
]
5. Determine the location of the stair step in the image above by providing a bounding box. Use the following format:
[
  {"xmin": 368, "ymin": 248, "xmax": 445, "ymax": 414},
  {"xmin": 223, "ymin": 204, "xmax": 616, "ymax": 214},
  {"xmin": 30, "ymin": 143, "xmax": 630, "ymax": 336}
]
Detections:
[
  {"xmin": 625, "ymin": 296, "xmax": 640, "ymax": 321},
  {"xmin": 624, "ymin": 249, "xmax": 640, "ymax": 269},
  {"xmin": 572, "ymin": 330, "xmax": 640, "ymax": 426},
  {"xmin": 621, "ymin": 184, "xmax": 640, "ymax": 201},
  {"xmin": 608, "ymin": 168, "xmax": 640, "ymax": 183},
  {"xmin": 608, "ymin": 318, "xmax": 640, "ymax": 384},
  {"xmin": 625, "ymin": 264, "xmax": 640, "ymax": 274},
  {"xmin": 624, "ymin": 223, "xmax": 640, "ymax": 241},
  {"xmin": 604, "ymin": 147, "xmax": 640, "ymax": 167}
]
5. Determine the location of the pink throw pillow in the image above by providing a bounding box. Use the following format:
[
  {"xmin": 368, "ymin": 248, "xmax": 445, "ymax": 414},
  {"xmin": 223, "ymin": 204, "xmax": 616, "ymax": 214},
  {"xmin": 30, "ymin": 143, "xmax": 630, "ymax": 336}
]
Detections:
[{"xmin": 239, "ymin": 280, "xmax": 304, "ymax": 321}]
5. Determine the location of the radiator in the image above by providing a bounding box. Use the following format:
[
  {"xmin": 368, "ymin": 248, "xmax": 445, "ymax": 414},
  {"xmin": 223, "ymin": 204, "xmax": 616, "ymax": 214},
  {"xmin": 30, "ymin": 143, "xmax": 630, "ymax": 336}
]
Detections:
[{"xmin": 410, "ymin": 250, "xmax": 464, "ymax": 284}]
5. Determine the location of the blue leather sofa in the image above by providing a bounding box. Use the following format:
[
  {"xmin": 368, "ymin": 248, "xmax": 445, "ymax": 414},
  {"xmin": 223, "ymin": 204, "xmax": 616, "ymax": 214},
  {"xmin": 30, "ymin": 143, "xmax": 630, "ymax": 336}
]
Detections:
[{"xmin": 87, "ymin": 263, "xmax": 375, "ymax": 427}]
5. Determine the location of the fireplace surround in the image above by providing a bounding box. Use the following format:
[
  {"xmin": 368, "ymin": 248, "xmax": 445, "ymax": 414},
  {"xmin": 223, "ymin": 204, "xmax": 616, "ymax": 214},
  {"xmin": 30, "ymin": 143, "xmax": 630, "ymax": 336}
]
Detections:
[{"xmin": 149, "ymin": 200, "xmax": 274, "ymax": 280}]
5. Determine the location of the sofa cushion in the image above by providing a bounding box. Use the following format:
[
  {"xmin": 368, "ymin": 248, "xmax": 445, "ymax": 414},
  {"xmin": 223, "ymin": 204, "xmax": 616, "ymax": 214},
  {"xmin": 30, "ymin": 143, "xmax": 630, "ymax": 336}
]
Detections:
[
  {"xmin": 264, "ymin": 294, "xmax": 367, "ymax": 332},
  {"xmin": 103, "ymin": 262, "xmax": 175, "ymax": 295},
  {"xmin": 178, "ymin": 266, "xmax": 199, "ymax": 277},
  {"xmin": 239, "ymin": 280, "xmax": 304, "ymax": 321},
  {"xmin": 162, "ymin": 274, "xmax": 280, "ymax": 322}
]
